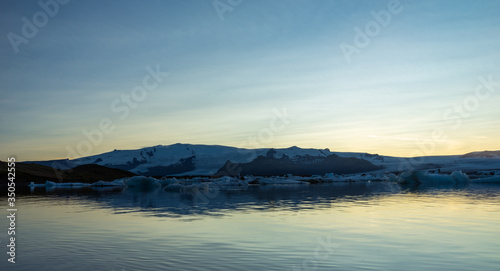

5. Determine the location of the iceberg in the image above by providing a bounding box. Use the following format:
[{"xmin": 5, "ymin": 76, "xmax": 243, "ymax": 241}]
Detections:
[
  {"xmin": 159, "ymin": 177, "xmax": 179, "ymax": 187},
  {"xmin": 28, "ymin": 182, "xmax": 46, "ymax": 187},
  {"xmin": 398, "ymin": 170, "xmax": 469, "ymax": 184},
  {"xmin": 163, "ymin": 183, "xmax": 183, "ymax": 192},
  {"xmin": 469, "ymin": 176, "xmax": 500, "ymax": 183},
  {"xmin": 44, "ymin": 181, "xmax": 90, "ymax": 187},
  {"xmin": 212, "ymin": 176, "xmax": 249, "ymax": 188},
  {"xmin": 250, "ymin": 176, "xmax": 307, "ymax": 185},
  {"xmin": 181, "ymin": 184, "xmax": 210, "ymax": 193},
  {"xmin": 124, "ymin": 176, "xmax": 161, "ymax": 189},
  {"xmin": 90, "ymin": 179, "xmax": 126, "ymax": 187}
]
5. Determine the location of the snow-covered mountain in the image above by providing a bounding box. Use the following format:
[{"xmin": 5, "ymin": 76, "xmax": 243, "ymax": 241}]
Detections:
[
  {"xmin": 461, "ymin": 150, "xmax": 500, "ymax": 158},
  {"xmin": 29, "ymin": 144, "xmax": 335, "ymax": 176},
  {"xmin": 24, "ymin": 144, "xmax": 500, "ymax": 176}
]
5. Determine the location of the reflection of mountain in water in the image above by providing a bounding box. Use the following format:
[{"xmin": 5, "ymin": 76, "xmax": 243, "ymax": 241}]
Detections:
[
  {"xmin": 24, "ymin": 183, "xmax": 397, "ymax": 216},
  {"xmin": 23, "ymin": 182, "xmax": 500, "ymax": 218}
]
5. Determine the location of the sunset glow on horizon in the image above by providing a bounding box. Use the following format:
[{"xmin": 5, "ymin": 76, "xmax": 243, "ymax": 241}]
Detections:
[{"xmin": 1, "ymin": 0, "xmax": 499, "ymax": 161}]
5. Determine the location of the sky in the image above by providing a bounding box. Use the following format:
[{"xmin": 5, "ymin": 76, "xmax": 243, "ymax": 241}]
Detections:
[{"xmin": 1, "ymin": 0, "xmax": 499, "ymax": 161}]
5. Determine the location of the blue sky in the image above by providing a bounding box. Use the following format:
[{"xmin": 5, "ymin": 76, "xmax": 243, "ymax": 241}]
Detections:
[{"xmin": 1, "ymin": 0, "xmax": 499, "ymax": 161}]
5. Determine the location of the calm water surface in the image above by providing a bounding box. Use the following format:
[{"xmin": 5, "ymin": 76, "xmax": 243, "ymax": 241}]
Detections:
[{"xmin": 1, "ymin": 182, "xmax": 500, "ymax": 271}]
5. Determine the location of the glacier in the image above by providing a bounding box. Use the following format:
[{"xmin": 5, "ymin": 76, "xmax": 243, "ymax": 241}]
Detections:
[{"xmin": 23, "ymin": 144, "xmax": 500, "ymax": 177}]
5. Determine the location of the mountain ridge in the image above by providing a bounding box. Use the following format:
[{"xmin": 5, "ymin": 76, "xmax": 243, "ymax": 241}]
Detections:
[{"xmin": 21, "ymin": 144, "xmax": 500, "ymax": 177}]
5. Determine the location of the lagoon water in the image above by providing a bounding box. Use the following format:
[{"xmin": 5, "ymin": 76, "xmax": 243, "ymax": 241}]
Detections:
[{"xmin": 1, "ymin": 182, "xmax": 500, "ymax": 271}]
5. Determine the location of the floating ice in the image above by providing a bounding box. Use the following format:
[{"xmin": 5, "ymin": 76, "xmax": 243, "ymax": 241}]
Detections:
[
  {"xmin": 212, "ymin": 176, "xmax": 249, "ymax": 188},
  {"xmin": 470, "ymin": 176, "xmax": 500, "ymax": 183},
  {"xmin": 181, "ymin": 183, "xmax": 211, "ymax": 193},
  {"xmin": 26, "ymin": 169, "xmax": 493, "ymax": 192},
  {"xmin": 162, "ymin": 183, "xmax": 181, "ymax": 192},
  {"xmin": 398, "ymin": 170, "xmax": 469, "ymax": 184},
  {"xmin": 380, "ymin": 173, "xmax": 398, "ymax": 183},
  {"xmin": 44, "ymin": 181, "xmax": 90, "ymax": 187},
  {"xmin": 159, "ymin": 177, "xmax": 179, "ymax": 186},
  {"xmin": 91, "ymin": 179, "xmax": 126, "ymax": 187},
  {"xmin": 124, "ymin": 176, "xmax": 161, "ymax": 189},
  {"xmin": 28, "ymin": 182, "xmax": 45, "ymax": 187},
  {"xmin": 249, "ymin": 176, "xmax": 307, "ymax": 185}
]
